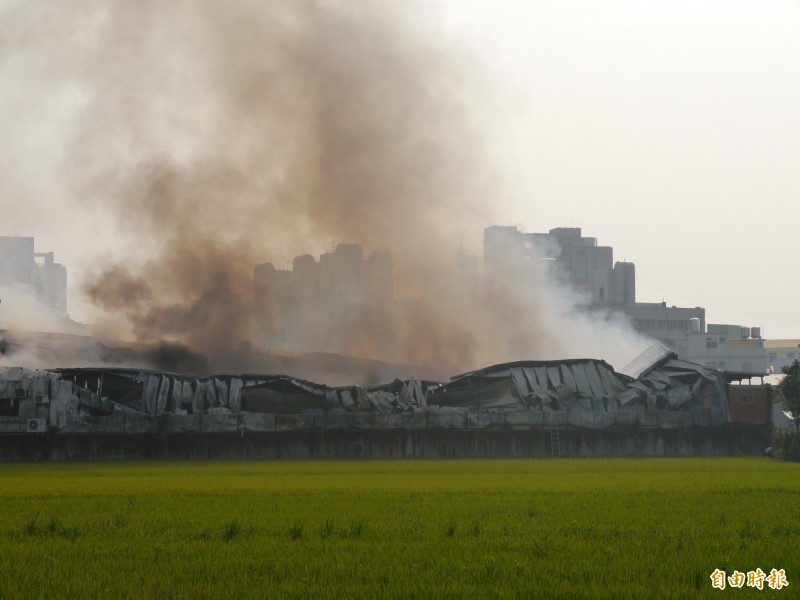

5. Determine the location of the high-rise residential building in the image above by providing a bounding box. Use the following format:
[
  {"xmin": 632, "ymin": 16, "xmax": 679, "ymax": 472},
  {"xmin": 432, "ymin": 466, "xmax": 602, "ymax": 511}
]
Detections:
[
  {"xmin": 483, "ymin": 225, "xmax": 704, "ymax": 353},
  {"xmin": 254, "ymin": 244, "xmax": 393, "ymax": 352},
  {"xmin": 0, "ymin": 236, "xmax": 67, "ymax": 315},
  {"xmin": 484, "ymin": 225, "xmax": 636, "ymax": 307}
]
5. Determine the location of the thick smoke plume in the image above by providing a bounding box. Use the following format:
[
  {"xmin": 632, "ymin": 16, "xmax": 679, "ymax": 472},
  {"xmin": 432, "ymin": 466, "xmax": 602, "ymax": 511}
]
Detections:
[
  {"xmin": 2, "ymin": 0, "xmax": 649, "ymax": 378},
  {"xmin": 67, "ymin": 0, "xmax": 495, "ymax": 371}
]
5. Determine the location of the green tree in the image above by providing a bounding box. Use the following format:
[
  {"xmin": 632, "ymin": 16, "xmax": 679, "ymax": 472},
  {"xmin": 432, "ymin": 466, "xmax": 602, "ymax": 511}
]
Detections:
[{"xmin": 778, "ymin": 359, "xmax": 800, "ymax": 431}]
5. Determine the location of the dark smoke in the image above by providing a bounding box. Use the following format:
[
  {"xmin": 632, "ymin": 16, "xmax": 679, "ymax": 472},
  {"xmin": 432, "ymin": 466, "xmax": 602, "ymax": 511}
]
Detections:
[
  {"xmin": 1, "ymin": 0, "xmax": 648, "ymax": 378},
  {"xmin": 90, "ymin": 341, "xmax": 209, "ymax": 375},
  {"xmin": 68, "ymin": 0, "xmax": 495, "ymax": 373}
]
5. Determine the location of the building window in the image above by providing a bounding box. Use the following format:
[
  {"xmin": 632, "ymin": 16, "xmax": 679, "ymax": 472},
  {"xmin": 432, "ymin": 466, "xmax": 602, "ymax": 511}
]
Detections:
[
  {"xmin": 575, "ymin": 267, "xmax": 587, "ymax": 282},
  {"xmin": 786, "ymin": 353, "xmax": 796, "ymax": 359},
  {"xmin": 706, "ymin": 339, "xmax": 717, "ymax": 349},
  {"xmin": 657, "ymin": 320, "xmax": 666, "ymax": 330},
  {"xmin": 0, "ymin": 397, "xmax": 19, "ymax": 416},
  {"xmin": 769, "ymin": 353, "xmax": 777, "ymax": 361}
]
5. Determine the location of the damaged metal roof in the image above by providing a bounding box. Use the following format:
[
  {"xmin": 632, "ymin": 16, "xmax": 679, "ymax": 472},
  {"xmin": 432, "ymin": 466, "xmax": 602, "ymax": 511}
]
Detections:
[
  {"xmin": 47, "ymin": 368, "xmax": 433, "ymax": 417},
  {"xmin": 0, "ymin": 345, "xmax": 747, "ymax": 434},
  {"xmin": 434, "ymin": 359, "xmax": 630, "ymax": 411}
]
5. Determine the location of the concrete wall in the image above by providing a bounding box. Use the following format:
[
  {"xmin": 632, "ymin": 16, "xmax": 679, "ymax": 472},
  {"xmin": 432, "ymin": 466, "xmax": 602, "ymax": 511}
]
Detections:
[{"xmin": 0, "ymin": 424, "xmax": 771, "ymax": 461}]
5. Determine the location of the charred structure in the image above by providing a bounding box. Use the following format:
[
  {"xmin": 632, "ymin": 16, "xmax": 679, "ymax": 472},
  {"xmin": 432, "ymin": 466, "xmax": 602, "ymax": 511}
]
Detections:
[{"xmin": 0, "ymin": 346, "xmax": 771, "ymax": 460}]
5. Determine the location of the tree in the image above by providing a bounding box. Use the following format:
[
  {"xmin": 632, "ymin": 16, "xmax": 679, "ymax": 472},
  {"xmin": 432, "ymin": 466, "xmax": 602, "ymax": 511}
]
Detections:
[{"xmin": 778, "ymin": 359, "xmax": 800, "ymax": 432}]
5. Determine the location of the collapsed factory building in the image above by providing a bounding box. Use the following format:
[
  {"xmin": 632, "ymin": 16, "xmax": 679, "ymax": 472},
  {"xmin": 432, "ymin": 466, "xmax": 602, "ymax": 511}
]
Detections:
[{"xmin": 0, "ymin": 345, "xmax": 771, "ymax": 460}]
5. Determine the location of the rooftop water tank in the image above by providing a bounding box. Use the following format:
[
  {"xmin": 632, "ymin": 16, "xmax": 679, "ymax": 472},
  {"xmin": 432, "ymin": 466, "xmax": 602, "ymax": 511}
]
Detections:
[
  {"xmin": 689, "ymin": 318, "xmax": 701, "ymax": 332},
  {"xmin": 740, "ymin": 326, "xmax": 751, "ymax": 339},
  {"xmin": 751, "ymin": 326, "xmax": 762, "ymax": 339}
]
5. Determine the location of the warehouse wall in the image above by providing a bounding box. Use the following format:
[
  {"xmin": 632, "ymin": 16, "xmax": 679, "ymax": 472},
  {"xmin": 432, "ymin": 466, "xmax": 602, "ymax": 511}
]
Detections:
[{"xmin": 0, "ymin": 424, "xmax": 771, "ymax": 461}]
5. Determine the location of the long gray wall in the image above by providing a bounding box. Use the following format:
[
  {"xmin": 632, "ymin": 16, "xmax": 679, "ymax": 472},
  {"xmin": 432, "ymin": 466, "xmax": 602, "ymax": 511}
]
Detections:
[{"xmin": 0, "ymin": 424, "xmax": 770, "ymax": 461}]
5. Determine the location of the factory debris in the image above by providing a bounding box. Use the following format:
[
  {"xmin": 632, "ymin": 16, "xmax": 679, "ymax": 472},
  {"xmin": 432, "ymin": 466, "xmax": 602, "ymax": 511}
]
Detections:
[{"xmin": 0, "ymin": 345, "xmax": 769, "ymax": 444}]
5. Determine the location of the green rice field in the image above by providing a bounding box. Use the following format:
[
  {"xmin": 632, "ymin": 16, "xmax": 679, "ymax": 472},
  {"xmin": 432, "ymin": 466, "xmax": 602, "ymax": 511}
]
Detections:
[{"xmin": 1, "ymin": 458, "xmax": 798, "ymax": 598}]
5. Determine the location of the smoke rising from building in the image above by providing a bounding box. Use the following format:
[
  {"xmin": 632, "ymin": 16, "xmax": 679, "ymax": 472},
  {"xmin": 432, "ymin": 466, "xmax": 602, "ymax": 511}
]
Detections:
[
  {"xmin": 66, "ymin": 0, "xmax": 495, "ymax": 369},
  {"xmin": 1, "ymin": 0, "xmax": 649, "ymax": 377}
]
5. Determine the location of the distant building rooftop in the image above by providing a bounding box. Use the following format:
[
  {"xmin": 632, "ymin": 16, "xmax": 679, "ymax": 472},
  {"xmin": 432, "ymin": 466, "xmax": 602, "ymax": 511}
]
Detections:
[{"xmin": 764, "ymin": 339, "xmax": 800, "ymax": 349}]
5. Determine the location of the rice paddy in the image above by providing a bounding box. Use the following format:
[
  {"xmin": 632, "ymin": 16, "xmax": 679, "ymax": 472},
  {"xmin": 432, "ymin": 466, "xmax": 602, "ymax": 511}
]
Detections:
[{"xmin": 1, "ymin": 458, "xmax": 797, "ymax": 598}]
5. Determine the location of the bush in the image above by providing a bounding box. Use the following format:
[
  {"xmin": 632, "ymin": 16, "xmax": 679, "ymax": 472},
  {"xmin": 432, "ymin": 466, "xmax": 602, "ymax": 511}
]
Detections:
[
  {"xmin": 787, "ymin": 433, "xmax": 800, "ymax": 462},
  {"xmin": 774, "ymin": 430, "xmax": 800, "ymax": 462}
]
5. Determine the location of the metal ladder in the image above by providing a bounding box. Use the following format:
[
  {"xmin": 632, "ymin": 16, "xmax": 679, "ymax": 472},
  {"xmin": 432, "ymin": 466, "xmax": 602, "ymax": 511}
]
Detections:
[{"xmin": 550, "ymin": 419, "xmax": 560, "ymax": 458}]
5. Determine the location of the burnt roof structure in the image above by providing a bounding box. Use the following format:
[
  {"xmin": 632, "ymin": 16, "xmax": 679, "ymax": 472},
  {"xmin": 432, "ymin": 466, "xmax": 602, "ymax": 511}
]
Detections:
[{"xmin": 0, "ymin": 345, "xmax": 760, "ymax": 437}]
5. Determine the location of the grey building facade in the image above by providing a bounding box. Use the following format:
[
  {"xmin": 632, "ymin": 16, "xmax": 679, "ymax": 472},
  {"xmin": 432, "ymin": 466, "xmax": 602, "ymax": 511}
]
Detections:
[
  {"xmin": 0, "ymin": 236, "xmax": 67, "ymax": 316},
  {"xmin": 254, "ymin": 244, "xmax": 393, "ymax": 353},
  {"xmin": 483, "ymin": 225, "xmax": 705, "ymax": 354},
  {"xmin": 484, "ymin": 225, "xmax": 635, "ymax": 307}
]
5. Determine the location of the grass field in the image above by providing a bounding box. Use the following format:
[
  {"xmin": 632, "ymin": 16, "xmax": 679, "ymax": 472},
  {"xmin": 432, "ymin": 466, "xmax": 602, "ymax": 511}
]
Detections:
[{"xmin": 1, "ymin": 458, "xmax": 798, "ymax": 598}]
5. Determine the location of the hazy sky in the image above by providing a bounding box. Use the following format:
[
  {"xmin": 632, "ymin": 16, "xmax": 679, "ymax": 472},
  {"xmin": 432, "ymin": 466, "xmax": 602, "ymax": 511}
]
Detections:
[
  {"xmin": 441, "ymin": 0, "xmax": 800, "ymax": 338},
  {"xmin": 2, "ymin": 0, "xmax": 800, "ymax": 339}
]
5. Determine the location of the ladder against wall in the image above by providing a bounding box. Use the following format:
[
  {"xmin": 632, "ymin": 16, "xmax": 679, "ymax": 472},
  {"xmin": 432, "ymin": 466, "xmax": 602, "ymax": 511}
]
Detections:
[{"xmin": 550, "ymin": 419, "xmax": 560, "ymax": 458}]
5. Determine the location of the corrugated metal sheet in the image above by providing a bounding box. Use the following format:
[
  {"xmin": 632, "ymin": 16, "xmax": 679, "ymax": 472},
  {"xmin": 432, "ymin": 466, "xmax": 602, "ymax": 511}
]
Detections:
[{"xmin": 0, "ymin": 345, "xmax": 751, "ymax": 434}]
